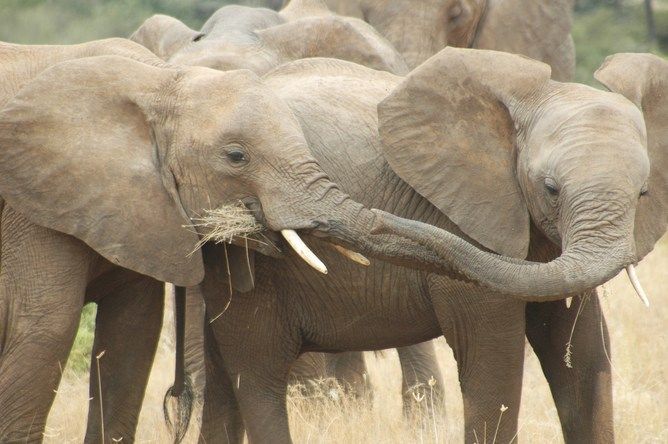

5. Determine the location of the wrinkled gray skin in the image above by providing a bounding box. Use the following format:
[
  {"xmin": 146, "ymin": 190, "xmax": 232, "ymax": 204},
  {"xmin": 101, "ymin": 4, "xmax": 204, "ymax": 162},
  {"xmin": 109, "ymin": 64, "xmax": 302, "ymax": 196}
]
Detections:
[
  {"xmin": 285, "ymin": 0, "xmax": 575, "ymax": 80},
  {"xmin": 130, "ymin": 6, "xmax": 665, "ymax": 443},
  {"xmin": 194, "ymin": 52, "xmax": 668, "ymax": 443},
  {"xmin": 131, "ymin": 2, "xmax": 408, "ymax": 75},
  {"xmin": 0, "ymin": 39, "xmax": 448, "ymax": 443},
  {"xmin": 132, "ymin": 2, "xmax": 441, "ymax": 417}
]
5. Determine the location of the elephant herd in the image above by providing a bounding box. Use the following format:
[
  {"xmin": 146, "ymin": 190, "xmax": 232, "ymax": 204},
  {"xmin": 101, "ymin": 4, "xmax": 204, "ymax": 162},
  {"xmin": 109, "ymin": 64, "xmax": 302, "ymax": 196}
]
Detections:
[{"xmin": 0, "ymin": 0, "xmax": 665, "ymax": 443}]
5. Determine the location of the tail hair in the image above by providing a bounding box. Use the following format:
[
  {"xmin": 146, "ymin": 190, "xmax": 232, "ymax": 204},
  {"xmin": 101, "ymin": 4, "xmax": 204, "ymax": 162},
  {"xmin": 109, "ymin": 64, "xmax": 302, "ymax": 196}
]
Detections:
[{"xmin": 163, "ymin": 372, "xmax": 194, "ymax": 444}]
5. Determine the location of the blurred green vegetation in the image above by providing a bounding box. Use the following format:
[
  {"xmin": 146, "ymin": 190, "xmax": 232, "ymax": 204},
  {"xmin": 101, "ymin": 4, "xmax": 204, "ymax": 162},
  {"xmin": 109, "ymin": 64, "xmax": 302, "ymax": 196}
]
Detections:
[
  {"xmin": 0, "ymin": 0, "xmax": 275, "ymax": 44},
  {"xmin": 572, "ymin": 0, "xmax": 667, "ymax": 84},
  {"xmin": 0, "ymin": 0, "xmax": 664, "ymax": 374},
  {"xmin": 67, "ymin": 303, "xmax": 97, "ymax": 374}
]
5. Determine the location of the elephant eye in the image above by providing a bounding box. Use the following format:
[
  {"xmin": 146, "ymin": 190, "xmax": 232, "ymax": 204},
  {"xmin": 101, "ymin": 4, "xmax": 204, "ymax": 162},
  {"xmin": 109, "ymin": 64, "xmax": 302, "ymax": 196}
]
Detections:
[
  {"xmin": 640, "ymin": 185, "xmax": 649, "ymax": 197},
  {"xmin": 193, "ymin": 33, "xmax": 205, "ymax": 42},
  {"xmin": 226, "ymin": 147, "xmax": 248, "ymax": 165},
  {"xmin": 544, "ymin": 178, "xmax": 559, "ymax": 197}
]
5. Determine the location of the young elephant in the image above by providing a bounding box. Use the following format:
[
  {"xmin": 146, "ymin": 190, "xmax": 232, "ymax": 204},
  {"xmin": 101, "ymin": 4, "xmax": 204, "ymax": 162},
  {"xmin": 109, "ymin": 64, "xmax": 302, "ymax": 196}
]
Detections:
[
  {"xmin": 374, "ymin": 49, "xmax": 666, "ymax": 301},
  {"xmin": 131, "ymin": 1, "xmax": 408, "ymax": 75},
  {"xmin": 131, "ymin": 1, "xmax": 442, "ymax": 415},
  {"xmin": 197, "ymin": 51, "xmax": 666, "ymax": 443},
  {"xmin": 0, "ymin": 42, "xmax": 443, "ymax": 442},
  {"xmin": 285, "ymin": 0, "xmax": 575, "ymax": 80}
]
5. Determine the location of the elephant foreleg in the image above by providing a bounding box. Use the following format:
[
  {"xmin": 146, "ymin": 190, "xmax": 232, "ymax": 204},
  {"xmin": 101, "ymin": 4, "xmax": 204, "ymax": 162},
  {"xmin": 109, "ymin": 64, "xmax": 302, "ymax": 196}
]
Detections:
[
  {"xmin": 431, "ymin": 277, "xmax": 525, "ymax": 444},
  {"xmin": 0, "ymin": 209, "xmax": 91, "ymax": 442},
  {"xmin": 526, "ymin": 289, "xmax": 614, "ymax": 444},
  {"xmin": 200, "ymin": 321, "xmax": 245, "ymax": 444},
  {"xmin": 397, "ymin": 341, "xmax": 444, "ymax": 418},
  {"xmin": 199, "ymin": 243, "xmax": 296, "ymax": 444},
  {"xmin": 84, "ymin": 270, "xmax": 164, "ymax": 444}
]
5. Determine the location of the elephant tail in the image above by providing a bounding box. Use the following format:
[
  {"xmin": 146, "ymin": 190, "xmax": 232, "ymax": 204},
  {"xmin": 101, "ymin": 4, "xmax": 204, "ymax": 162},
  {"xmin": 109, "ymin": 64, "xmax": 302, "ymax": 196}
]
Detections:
[
  {"xmin": 163, "ymin": 285, "xmax": 194, "ymax": 444},
  {"xmin": 163, "ymin": 372, "xmax": 194, "ymax": 444}
]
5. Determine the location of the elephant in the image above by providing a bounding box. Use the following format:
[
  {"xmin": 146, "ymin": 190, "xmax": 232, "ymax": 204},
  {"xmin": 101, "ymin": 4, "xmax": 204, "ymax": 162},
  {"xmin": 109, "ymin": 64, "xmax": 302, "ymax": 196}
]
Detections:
[
  {"xmin": 131, "ymin": 1, "xmax": 408, "ymax": 75},
  {"xmin": 372, "ymin": 49, "xmax": 666, "ymax": 300},
  {"xmin": 193, "ymin": 50, "xmax": 666, "ymax": 443},
  {"xmin": 284, "ymin": 0, "xmax": 576, "ymax": 80},
  {"xmin": 0, "ymin": 39, "xmax": 449, "ymax": 442},
  {"xmin": 132, "ymin": 1, "xmax": 444, "ymax": 415}
]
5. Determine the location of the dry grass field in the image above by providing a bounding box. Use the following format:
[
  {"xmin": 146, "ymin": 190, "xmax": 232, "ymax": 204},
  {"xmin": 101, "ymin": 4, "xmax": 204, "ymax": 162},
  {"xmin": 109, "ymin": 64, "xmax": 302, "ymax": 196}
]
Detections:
[{"xmin": 45, "ymin": 235, "xmax": 667, "ymax": 443}]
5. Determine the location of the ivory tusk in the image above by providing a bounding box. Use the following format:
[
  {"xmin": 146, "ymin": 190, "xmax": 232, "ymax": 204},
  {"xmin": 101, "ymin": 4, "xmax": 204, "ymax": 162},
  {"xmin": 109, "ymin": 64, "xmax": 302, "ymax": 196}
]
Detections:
[
  {"xmin": 626, "ymin": 265, "xmax": 650, "ymax": 307},
  {"xmin": 281, "ymin": 230, "xmax": 328, "ymax": 274},
  {"xmin": 565, "ymin": 297, "xmax": 572, "ymax": 309},
  {"xmin": 333, "ymin": 245, "xmax": 371, "ymax": 267}
]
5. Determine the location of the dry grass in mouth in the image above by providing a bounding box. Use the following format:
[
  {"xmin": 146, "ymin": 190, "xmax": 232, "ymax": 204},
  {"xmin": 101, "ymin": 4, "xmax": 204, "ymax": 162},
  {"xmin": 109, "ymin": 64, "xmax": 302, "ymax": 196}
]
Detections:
[{"xmin": 188, "ymin": 202, "xmax": 264, "ymax": 250}]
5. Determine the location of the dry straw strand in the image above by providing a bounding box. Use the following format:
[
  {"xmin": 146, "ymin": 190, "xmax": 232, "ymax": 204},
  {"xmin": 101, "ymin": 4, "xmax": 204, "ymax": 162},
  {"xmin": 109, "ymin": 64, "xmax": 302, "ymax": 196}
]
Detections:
[{"xmin": 187, "ymin": 202, "xmax": 264, "ymax": 253}]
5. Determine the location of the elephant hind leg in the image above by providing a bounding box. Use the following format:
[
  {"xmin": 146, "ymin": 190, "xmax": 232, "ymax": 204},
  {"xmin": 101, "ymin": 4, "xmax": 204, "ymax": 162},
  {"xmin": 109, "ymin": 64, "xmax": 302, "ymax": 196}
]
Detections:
[
  {"xmin": 0, "ymin": 208, "xmax": 92, "ymax": 442},
  {"xmin": 526, "ymin": 290, "xmax": 614, "ymax": 444},
  {"xmin": 327, "ymin": 351, "xmax": 372, "ymax": 400},
  {"xmin": 397, "ymin": 341, "xmax": 444, "ymax": 418},
  {"xmin": 84, "ymin": 270, "xmax": 164, "ymax": 444}
]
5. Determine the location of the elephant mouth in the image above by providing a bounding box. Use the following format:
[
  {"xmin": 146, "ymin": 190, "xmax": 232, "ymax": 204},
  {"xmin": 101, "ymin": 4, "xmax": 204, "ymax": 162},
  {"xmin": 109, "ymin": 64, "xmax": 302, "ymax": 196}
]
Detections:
[
  {"xmin": 241, "ymin": 196, "xmax": 370, "ymax": 272},
  {"xmin": 196, "ymin": 199, "xmax": 369, "ymax": 273}
]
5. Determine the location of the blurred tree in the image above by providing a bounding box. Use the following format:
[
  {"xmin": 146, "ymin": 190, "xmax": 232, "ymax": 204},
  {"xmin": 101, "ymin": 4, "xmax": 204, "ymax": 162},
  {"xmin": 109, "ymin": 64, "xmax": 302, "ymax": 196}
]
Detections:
[{"xmin": 645, "ymin": 0, "xmax": 657, "ymax": 42}]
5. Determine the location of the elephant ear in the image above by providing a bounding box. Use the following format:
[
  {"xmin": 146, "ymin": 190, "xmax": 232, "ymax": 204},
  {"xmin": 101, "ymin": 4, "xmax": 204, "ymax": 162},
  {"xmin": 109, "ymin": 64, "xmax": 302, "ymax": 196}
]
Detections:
[
  {"xmin": 595, "ymin": 53, "xmax": 668, "ymax": 260},
  {"xmin": 0, "ymin": 55, "xmax": 204, "ymax": 286},
  {"xmin": 130, "ymin": 14, "xmax": 202, "ymax": 60},
  {"xmin": 378, "ymin": 47, "xmax": 552, "ymax": 258},
  {"xmin": 473, "ymin": 0, "xmax": 575, "ymax": 81},
  {"xmin": 259, "ymin": 15, "xmax": 408, "ymax": 75}
]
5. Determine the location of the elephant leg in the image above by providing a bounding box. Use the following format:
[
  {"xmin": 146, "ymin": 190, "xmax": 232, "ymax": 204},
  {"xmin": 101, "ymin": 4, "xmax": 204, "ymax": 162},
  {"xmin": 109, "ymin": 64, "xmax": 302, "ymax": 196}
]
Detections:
[
  {"xmin": 0, "ymin": 209, "xmax": 92, "ymax": 442},
  {"xmin": 204, "ymin": 314, "xmax": 295, "ymax": 444},
  {"xmin": 199, "ymin": 243, "xmax": 296, "ymax": 444},
  {"xmin": 208, "ymin": 304, "xmax": 296, "ymax": 444},
  {"xmin": 397, "ymin": 341, "xmax": 444, "ymax": 417},
  {"xmin": 430, "ymin": 278, "xmax": 525, "ymax": 443},
  {"xmin": 200, "ymin": 320, "xmax": 244, "ymax": 444},
  {"xmin": 526, "ymin": 289, "xmax": 613, "ymax": 444},
  {"xmin": 289, "ymin": 352, "xmax": 329, "ymax": 398},
  {"xmin": 326, "ymin": 352, "xmax": 371, "ymax": 399},
  {"xmin": 84, "ymin": 270, "xmax": 164, "ymax": 443},
  {"xmin": 231, "ymin": 362, "xmax": 293, "ymax": 444}
]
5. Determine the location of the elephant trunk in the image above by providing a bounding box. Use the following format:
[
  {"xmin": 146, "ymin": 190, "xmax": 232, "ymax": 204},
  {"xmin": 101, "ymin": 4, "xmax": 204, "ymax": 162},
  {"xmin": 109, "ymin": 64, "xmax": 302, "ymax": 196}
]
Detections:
[
  {"xmin": 261, "ymin": 167, "xmax": 461, "ymax": 275},
  {"xmin": 371, "ymin": 209, "xmax": 637, "ymax": 301}
]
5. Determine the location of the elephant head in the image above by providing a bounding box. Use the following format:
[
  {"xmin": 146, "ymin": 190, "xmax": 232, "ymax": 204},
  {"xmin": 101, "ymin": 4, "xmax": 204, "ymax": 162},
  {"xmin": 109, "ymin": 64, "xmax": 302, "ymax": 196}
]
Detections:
[
  {"xmin": 289, "ymin": 0, "xmax": 574, "ymax": 78},
  {"xmin": 131, "ymin": 2, "xmax": 408, "ymax": 76},
  {"xmin": 0, "ymin": 52, "xmax": 430, "ymax": 290},
  {"xmin": 374, "ymin": 48, "xmax": 667, "ymax": 301}
]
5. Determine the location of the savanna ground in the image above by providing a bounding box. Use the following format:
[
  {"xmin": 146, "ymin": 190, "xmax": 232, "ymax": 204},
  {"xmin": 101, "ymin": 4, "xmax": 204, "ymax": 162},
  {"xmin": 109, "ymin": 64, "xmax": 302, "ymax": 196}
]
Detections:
[
  {"xmin": 45, "ymin": 235, "xmax": 668, "ymax": 443},
  {"xmin": 2, "ymin": 0, "xmax": 667, "ymax": 442}
]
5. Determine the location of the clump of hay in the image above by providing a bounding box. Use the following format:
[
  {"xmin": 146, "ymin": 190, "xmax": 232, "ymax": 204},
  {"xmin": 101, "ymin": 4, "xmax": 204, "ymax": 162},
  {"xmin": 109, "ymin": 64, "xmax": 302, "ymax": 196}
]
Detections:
[{"xmin": 189, "ymin": 202, "xmax": 263, "ymax": 249}]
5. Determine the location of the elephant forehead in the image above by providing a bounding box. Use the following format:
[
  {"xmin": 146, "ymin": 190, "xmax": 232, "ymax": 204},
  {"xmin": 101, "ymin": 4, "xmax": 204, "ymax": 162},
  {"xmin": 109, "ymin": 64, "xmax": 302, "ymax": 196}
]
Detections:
[
  {"xmin": 528, "ymin": 84, "xmax": 646, "ymax": 150},
  {"xmin": 179, "ymin": 69, "xmax": 303, "ymax": 140}
]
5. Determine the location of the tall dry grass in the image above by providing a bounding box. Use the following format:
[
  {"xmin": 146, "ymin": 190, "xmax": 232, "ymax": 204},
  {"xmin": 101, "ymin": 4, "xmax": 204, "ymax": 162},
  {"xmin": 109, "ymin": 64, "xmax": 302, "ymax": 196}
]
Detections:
[{"xmin": 45, "ymin": 235, "xmax": 668, "ymax": 443}]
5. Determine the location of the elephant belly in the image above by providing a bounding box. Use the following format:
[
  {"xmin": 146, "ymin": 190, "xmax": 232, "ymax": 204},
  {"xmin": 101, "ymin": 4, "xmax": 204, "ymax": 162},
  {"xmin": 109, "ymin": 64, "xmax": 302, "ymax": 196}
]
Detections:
[{"xmin": 272, "ymin": 244, "xmax": 442, "ymax": 353}]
